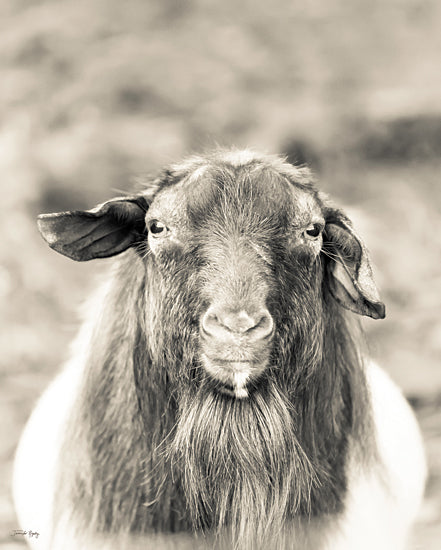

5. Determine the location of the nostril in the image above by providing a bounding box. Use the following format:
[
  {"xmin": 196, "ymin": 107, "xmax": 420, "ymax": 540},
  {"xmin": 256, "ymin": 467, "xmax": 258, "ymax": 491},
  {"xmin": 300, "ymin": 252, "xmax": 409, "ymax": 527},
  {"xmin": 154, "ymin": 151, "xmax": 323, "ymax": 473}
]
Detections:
[
  {"xmin": 253, "ymin": 311, "xmax": 274, "ymax": 339},
  {"xmin": 201, "ymin": 310, "xmax": 222, "ymax": 337}
]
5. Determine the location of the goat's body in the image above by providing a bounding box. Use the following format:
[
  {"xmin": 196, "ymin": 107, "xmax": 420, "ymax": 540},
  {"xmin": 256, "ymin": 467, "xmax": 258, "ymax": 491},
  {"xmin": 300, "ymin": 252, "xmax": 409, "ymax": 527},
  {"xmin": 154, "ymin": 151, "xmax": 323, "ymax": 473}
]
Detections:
[{"xmin": 13, "ymin": 356, "xmax": 426, "ymax": 550}]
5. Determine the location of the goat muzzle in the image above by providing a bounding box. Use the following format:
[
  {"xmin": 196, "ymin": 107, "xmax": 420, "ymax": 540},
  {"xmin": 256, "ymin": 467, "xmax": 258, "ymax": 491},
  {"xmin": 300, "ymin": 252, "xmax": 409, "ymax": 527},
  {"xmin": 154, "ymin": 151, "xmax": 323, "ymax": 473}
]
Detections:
[{"xmin": 199, "ymin": 305, "xmax": 274, "ymax": 398}]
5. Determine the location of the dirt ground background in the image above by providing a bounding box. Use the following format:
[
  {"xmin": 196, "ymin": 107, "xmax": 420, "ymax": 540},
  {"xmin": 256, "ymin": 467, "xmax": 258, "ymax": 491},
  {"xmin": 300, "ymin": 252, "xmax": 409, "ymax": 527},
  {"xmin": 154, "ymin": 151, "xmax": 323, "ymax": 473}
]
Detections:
[{"xmin": 1, "ymin": 1, "xmax": 440, "ymax": 548}]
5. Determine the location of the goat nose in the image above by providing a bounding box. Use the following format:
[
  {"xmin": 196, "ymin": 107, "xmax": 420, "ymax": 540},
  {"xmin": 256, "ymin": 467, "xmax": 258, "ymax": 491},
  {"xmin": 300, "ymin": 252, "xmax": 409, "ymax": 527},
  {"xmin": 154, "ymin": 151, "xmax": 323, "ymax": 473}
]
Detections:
[{"xmin": 201, "ymin": 307, "xmax": 274, "ymax": 341}]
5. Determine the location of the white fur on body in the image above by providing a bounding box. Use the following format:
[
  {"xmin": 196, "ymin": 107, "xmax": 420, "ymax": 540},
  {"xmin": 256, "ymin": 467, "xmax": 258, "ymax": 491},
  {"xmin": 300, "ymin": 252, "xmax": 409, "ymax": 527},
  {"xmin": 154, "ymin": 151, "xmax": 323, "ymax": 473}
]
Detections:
[{"xmin": 13, "ymin": 355, "xmax": 426, "ymax": 550}]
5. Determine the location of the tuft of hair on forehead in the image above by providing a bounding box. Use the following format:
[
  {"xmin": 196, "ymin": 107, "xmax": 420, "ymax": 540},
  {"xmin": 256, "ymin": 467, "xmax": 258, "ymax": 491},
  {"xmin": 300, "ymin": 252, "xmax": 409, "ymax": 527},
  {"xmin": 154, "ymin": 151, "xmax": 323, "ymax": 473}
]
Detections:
[{"xmin": 165, "ymin": 148, "xmax": 317, "ymax": 190}]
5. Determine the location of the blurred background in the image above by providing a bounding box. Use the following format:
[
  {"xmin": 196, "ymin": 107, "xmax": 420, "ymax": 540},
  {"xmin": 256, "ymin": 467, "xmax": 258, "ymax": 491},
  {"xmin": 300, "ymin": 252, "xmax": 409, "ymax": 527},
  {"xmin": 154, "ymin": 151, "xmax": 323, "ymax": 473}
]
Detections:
[{"xmin": 1, "ymin": 0, "xmax": 440, "ymax": 548}]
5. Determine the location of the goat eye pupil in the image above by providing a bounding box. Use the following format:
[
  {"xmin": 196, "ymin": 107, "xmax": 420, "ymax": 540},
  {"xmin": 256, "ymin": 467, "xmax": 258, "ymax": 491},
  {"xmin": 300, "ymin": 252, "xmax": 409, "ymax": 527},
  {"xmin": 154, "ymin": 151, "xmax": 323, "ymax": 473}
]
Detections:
[
  {"xmin": 305, "ymin": 224, "xmax": 321, "ymax": 238},
  {"xmin": 150, "ymin": 221, "xmax": 166, "ymax": 235}
]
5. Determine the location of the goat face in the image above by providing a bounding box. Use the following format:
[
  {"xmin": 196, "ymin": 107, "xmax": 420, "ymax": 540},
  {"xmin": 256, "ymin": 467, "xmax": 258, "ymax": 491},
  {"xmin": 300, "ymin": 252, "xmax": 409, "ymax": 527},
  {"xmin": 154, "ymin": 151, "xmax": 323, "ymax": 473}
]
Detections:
[{"xmin": 142, "ymin": 159, "xmax": 330, "ymax": 399}]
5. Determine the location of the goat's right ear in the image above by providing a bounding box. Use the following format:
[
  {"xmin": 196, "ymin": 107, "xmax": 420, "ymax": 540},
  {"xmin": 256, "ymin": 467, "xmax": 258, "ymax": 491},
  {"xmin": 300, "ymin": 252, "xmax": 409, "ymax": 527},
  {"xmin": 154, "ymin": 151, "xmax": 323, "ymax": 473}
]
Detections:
[
  {"xmin": 37, "ymin": 196, "xmax": 149, "ymax": 261},
  {"xmin": 322, "ymin": 207, "xmax": 386, "ymax": 320}
]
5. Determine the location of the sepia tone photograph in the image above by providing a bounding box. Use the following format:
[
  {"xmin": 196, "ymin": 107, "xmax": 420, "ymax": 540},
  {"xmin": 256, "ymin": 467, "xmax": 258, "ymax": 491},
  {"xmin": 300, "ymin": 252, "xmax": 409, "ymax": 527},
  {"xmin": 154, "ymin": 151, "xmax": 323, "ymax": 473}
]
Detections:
[{"xmin": 1, "ymin": 1, "xmax": 440, "ymax": 549}]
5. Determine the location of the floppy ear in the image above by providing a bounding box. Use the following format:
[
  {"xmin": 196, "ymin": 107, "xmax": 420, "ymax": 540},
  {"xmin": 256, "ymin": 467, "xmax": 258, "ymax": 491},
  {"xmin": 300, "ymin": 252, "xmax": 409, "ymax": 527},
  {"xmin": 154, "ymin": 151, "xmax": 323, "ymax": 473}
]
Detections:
[
  {"xmin": 323, "ymin": 208, "xmax": 385, "ymax": 320},
  {"xmin": 37, "ymin": 195, "xmax": 149, "ymax": 261}
]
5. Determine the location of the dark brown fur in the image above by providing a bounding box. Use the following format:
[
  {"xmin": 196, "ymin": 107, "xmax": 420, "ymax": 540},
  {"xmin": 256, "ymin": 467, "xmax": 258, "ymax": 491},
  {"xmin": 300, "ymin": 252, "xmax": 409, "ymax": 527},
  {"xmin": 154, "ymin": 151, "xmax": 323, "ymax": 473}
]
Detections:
[{"xmin": 52, "ymin": 154, "xmax": 376, "ymax": 549}]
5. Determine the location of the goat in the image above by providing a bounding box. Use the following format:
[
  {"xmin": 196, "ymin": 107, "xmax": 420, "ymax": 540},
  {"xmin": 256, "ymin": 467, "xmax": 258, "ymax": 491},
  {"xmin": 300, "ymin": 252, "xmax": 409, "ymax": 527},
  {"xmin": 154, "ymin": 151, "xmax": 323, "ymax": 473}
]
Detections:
[{"xmin": 13, "ymin": 149, "xmax": 426, "ymax": 550}]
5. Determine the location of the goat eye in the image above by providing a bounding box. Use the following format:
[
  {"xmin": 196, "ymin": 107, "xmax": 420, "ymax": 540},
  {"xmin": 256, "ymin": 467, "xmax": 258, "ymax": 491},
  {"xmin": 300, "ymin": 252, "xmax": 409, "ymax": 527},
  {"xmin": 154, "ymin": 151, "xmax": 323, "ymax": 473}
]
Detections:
[
  {"xmin": 148, "ymin": 220, "xmax": 168, "ymax": 237},
  {"xmin": 304, "ymin": 223, "xmax": 322, "ymax": 239}
]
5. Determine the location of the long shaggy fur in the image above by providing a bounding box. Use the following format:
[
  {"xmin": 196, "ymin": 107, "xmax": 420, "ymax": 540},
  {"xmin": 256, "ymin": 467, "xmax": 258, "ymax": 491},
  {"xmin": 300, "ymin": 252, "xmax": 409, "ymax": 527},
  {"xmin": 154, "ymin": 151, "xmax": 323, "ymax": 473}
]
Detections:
[{"xmin": 53, "ymin": 154, "xmax": 376, "ymax": 549}]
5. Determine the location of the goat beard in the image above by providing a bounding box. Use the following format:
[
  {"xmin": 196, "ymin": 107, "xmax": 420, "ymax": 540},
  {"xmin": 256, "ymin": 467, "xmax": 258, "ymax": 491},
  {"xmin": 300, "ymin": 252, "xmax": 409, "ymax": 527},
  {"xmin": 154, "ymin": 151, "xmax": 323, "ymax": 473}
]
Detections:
[{"xmin": 167, "ymin": 377, "xmax": 317, "ymax": 548}]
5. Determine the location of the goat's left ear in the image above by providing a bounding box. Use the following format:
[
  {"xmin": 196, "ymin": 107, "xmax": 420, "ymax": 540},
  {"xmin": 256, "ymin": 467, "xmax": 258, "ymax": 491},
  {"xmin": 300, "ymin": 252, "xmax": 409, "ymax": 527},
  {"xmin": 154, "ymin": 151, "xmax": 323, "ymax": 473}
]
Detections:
[
  {"xmin": 37, "ymin": 196, "xmax": 149, "ymax": 261},
  {"xmin": 323, "ymin": 208, "xmax": 385, "ymax": 319}
]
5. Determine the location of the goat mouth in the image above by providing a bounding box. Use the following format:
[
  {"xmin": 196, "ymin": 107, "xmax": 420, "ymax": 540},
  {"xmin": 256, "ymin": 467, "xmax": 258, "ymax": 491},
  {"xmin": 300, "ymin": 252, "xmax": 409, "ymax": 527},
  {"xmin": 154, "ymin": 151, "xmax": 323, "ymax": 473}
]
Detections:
[
  {"xmin": 200, "ymin": 353, "xmax": 268, "ymax": 399},
  {"xmin": 210, "ymin": 358, "xmax": 254, "ymax": 368}
]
